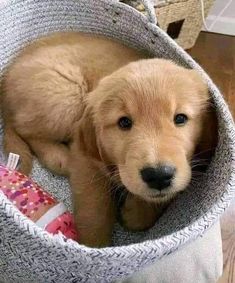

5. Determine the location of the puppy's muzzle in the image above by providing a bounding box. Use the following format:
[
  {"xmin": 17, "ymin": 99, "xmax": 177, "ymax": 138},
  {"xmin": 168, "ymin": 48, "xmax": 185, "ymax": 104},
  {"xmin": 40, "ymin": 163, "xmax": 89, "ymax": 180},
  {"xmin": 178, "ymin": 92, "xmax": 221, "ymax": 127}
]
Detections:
[{"xmin": 140, "ymin": 165, "xmax": 176, "ymax": 191}]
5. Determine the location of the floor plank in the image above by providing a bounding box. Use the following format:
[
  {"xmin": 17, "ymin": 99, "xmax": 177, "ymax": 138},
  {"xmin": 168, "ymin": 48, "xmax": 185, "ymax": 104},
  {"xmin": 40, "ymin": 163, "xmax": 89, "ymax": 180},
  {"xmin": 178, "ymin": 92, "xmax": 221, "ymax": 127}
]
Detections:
[
  {"xmin": 218, "ymin": 200, "xmax": 235, "ymax": 283},
  {"xmin": 188, "ymin": 31, "xmax": 235, "ymax": 283}
]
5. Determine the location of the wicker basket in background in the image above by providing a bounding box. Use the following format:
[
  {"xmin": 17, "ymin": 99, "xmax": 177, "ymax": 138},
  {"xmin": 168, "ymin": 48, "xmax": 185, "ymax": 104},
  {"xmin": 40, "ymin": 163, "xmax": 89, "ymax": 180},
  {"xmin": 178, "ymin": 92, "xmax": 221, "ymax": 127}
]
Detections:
[
  {"xmin": 121, "ymin": 0, "xmax": 215, "ymax": 49},
  {"xmin": 155, "ymin": 0, "xmax": 215, "ymax": 49}
]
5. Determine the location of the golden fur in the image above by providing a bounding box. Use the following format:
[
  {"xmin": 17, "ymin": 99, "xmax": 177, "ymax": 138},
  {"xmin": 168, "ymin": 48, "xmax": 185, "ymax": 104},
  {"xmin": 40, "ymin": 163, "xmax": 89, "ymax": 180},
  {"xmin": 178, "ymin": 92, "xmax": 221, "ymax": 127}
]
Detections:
[{"xmin": 1, "ymin": 32, "xmax": 217, "ymax": 247}]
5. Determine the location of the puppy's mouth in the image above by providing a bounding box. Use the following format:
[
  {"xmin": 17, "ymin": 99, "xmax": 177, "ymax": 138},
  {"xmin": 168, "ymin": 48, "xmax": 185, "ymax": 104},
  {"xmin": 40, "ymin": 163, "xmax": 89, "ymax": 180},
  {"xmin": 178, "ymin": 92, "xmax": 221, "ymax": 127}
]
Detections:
[
  {"xmin": 150, "ymin": 193, "xmax": 167, "ymax": 198},
  {"xmin": 147, "ymin": 193, "xmax": 169, "ymax": 202},
  {"xmin": 145, "ymin": 189, "xmax": 178, "ymax": 202}
]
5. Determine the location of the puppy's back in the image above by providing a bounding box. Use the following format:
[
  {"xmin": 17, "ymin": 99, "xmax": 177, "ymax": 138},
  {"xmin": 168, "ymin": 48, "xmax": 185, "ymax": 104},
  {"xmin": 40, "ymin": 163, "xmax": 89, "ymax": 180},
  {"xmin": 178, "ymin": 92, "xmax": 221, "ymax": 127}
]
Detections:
[{"xmin": 2, "ymin": 32, "xmax": 146, "ymax": 135}]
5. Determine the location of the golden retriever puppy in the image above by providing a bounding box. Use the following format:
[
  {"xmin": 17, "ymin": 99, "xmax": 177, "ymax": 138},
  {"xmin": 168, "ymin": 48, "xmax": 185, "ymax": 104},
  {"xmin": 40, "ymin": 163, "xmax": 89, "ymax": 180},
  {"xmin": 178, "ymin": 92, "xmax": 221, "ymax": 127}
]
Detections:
[
  {"xmin": 69, "ymin": 59, "xmax": 217, "ymax": 246},
  {"xmin": 1, "ymin": 32, "xmax": 217, "ymax": 247}
]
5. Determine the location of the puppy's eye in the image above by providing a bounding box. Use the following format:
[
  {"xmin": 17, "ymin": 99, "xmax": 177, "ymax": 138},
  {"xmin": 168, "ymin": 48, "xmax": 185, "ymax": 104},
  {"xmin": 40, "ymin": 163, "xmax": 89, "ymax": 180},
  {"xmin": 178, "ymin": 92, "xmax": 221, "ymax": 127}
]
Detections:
[
  {"xmin": 118, "ymin": 117, "xmax": 133, "ymax": 130},
  {"xmin": 174, "ymin": 114, "xmax": 188, "ymax": 126}
]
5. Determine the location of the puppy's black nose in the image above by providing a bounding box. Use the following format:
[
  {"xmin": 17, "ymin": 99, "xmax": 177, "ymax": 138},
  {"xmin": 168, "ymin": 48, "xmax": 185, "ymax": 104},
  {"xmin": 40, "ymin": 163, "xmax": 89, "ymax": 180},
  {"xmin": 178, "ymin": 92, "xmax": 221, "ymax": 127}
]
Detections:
[{"xmin": 140, "ymin": 166, "xmax": 175, "ymax": 191}]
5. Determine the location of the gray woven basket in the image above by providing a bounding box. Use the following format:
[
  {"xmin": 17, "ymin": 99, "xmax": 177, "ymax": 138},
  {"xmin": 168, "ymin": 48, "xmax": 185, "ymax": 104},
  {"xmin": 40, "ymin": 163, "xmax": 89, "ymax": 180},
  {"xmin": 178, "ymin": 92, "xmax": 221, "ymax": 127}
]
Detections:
[{"xmin": 0, "ymin": 0, "xmax": 234, "ymax": 282}]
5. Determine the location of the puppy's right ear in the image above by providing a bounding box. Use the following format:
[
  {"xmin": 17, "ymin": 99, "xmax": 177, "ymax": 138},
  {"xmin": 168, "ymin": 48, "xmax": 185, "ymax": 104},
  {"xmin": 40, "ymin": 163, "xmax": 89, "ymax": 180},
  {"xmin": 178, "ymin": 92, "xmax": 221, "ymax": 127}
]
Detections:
[{"xmin": 74, "ymin": 106, "xmax": 101, "ymax": 161}]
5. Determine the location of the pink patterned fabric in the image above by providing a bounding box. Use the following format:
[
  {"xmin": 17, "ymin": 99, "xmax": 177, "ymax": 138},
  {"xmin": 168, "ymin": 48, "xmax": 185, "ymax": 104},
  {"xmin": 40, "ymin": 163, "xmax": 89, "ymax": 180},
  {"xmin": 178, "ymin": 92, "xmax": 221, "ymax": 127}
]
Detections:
[
  {"xmin": 0, "ymin": 165, "xmax": 55, "ymax": 217},
  {"xmin": 0, "ymin": 164, "xmax": 78, "ymax": 241},
  {"xmin": 46, "ymin": 211, "xmax": 78, "ymax": 240}
]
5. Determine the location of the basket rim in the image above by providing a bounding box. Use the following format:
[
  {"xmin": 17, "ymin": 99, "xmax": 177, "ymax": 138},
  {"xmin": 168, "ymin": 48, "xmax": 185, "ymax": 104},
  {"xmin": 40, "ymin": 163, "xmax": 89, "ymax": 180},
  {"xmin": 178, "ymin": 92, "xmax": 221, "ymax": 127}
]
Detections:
[{"xmin": 0, "ymin": 0, "xmax": 235, "ymax": 276}]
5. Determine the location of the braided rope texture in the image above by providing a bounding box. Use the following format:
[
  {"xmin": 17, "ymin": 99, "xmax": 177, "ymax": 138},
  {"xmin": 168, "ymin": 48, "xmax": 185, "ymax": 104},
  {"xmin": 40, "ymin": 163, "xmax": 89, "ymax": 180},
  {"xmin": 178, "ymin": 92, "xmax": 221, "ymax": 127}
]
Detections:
[{"xmin": 0, "ymin": 0, "xmax": 235, "ymax": 282}]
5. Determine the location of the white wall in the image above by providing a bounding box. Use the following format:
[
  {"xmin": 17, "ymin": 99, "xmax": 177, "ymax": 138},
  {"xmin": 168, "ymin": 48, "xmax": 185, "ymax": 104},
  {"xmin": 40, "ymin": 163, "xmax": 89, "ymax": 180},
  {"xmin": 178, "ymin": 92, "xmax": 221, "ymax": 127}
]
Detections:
[{"xmin": 204, "ymin": 0, "xmax": 235, "ymax": 36}]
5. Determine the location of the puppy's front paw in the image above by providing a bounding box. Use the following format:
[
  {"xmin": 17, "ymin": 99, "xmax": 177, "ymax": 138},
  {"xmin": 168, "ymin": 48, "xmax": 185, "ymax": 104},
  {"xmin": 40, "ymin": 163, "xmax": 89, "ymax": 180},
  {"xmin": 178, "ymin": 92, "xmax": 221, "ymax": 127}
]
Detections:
[
  {"xmin": 120, "ymin": 195, "xmax": 162, "ymax": 231},
  {"xmin": 78, "ymin": 228, "xmax": 112, "ymax": 248},
  {"xmin": 82, "ymin": 237, "xmax": 111, "ymax": 248},
  {"xmin": 49, "ymin": 156, "xmax": 68, "ymax": 176},
  {"xmin": 45, "ymin": 144, "xmax": 69, "ymax": 176},
  {"xmin": 18, "ymin": 160, "xmax": 33, "ymax": 176}
]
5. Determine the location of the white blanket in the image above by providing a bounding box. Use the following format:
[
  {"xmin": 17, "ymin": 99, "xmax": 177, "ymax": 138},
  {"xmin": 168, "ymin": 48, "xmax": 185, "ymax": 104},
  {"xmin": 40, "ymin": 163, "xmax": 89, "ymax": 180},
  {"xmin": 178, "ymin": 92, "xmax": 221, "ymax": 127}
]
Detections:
[{"xmin": 118, "ymin": 222, "xmax": 223, "ymax": 283}]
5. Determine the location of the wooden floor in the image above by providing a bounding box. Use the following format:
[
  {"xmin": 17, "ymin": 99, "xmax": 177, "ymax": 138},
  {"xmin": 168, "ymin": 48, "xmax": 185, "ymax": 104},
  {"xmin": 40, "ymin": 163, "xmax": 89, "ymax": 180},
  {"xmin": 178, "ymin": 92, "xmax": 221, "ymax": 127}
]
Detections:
[{"xmin": 188, "ymin": 32, "xmax": 235, "ymax": 283}]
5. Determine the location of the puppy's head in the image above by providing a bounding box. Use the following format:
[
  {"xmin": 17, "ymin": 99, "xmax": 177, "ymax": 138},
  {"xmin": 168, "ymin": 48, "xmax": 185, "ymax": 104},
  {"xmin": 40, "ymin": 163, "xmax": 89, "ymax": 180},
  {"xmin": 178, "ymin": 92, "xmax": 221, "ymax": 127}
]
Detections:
[{"xmin": 79, "ymin": 59, "xmax": 216, "ymax": 202}]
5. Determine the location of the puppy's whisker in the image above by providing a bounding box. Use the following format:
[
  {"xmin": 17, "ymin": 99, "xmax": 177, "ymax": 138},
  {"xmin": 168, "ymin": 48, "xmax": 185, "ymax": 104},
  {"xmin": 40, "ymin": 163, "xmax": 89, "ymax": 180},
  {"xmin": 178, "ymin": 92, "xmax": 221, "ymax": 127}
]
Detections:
[
  {"xmin": 191, "ymin": 161, "xmax": 209, "ymax": 166},
  {"xmin": 191, "ymin": 157, "xmax": 210, "ymax": 162},
  {"xmin": 89, "ymin": 174, "xmax": 107, "ymax": 185},
  {"xmin": 110, "ymin": 174, "xmax": 121, "ymax": 181},
  {"xmin": 192, "ymin": 148, "xmax": 215, "ymax": 158},
  {"xmin": 191, "ymin": 165, "xmax": 209, "ymax": 170},
  {"xmin": 191, "ymin": 163, "xmax": 209, "ymax": 168},
  {"xmin": 117, "ymin": 190, "xmax": 128, "ymax": 207},
  {"xmin": 89, "ymin": 175, "xmax": 103, "ymax": 184},
  {"xmin": 91, "ymin": 165, "xmax": 124, "ymax": 184},
  {"xmin": 78, "ymin": 172, "xmax": 107, "ymax": 186},
  {"xmin": 191, "ymin": 170, "xmax": 206, "ymax": 175},
  {"xmin": 191, "ymin": 173, "xmax": 206, "ymax": 179},
  {"xmin": 191, "ymin": 157, "xmax": 210, "ymax": 164},
  {"xmin": 109, "ymin": 185, "xmax": 119, "ymax": 198},
  {"xmin": 190, "ymin": 176, "xmax": 205, "ymax": 183},
  {"xmin": 190, "ymin": 158, "xmax": 210, "ymax": 170}
]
